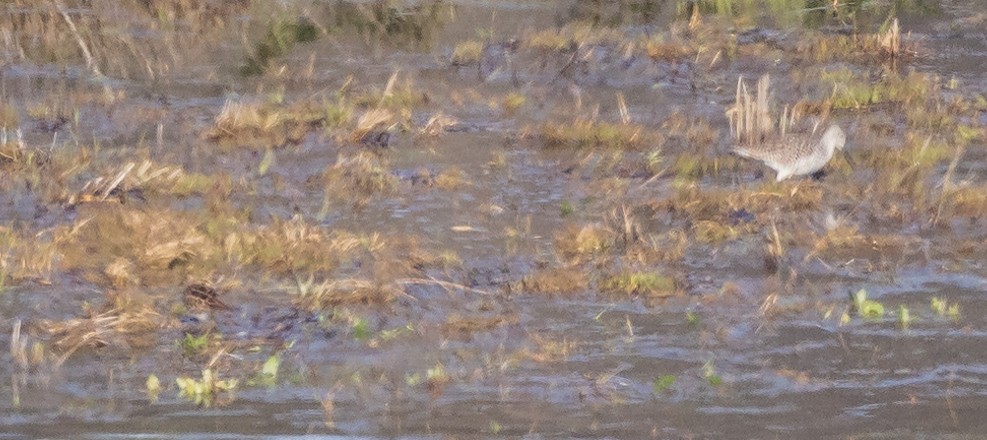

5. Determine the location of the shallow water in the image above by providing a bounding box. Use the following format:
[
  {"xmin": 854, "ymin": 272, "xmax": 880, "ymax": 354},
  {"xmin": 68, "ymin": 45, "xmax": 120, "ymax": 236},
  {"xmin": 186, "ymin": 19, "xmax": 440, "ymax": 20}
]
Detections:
[{"xmin": 1, "ymin": 0, "xmax": 987, "ymax": 438}]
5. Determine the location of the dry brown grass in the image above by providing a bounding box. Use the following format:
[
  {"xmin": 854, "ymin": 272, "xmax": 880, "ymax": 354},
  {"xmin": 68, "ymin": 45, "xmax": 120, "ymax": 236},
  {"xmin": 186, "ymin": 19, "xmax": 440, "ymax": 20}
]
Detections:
[
  {"xmin": 0, "ymin": 225, "xmax": 67, "ymax": 286},
  {"xmin": 521, "ymin": 267, "xmax": 589, "ymax": 295},
  {"xmin": 936, "ymin": 185, "xmax": 987, "ymax": 219},
  {"xmin": 554, "ymin": 224, "xmax": 612, "ymax": 264},
  {"xmin": 434, "ymin": 167, "xmax": 469, "ymax": 190},
  {"xmin": 523, "ymin": 22, "xmax": 622, "ymax": 51},
  {"xmin": 451, "ymin": 40, "xmax": 483, "ymax": 66},
  {"xmin": 517, "ymin": 333, "xmax": 575, "ymax": 363},
  {"xmin": 322, "ymin": 152, "xmax": 398, "ymax": 206},
  {"xmin": 227, "ymin": 217, "xmax": 366, "ymax": 277},
  {"xmin": 59, "ymin": 206, "xmax": 217, "ymax": 287},
  {"xmin": 442, "ymin": 313, "xmax": 516, "ymax": 336},
  {"xmin": 349, "ymin": 108, "xmax": 394, "ymax": 144},
  {"xmin": 293, "ymin": 277, "xmax": 409, "ymax": 310},
  {"xmin": 205, "ymin": 99, "xmax": 323, "ymax": 149},
  {"xmin": 643, "ymin": 35, "xmax": 693, "ymax": 61},
  {"xmin": 795, "ymin": 17, "xmax": 914, "ymax": 64},
  {"xmin": 600, "ymin": 271, "xmax": 679, "ymax": 299},
  {"xmin": 43, "ymin": 305, "xmax": 163, "ymax": 367},
  {"xmin": 724, "ymin": 74, "xmax": 812, "ymax": 146},
  {"xmin": 63, "ymin": 160, "xmax": 220, "ymax": 206},
  {"xmin": 803, "ymin": 225, "xmax": 921, "ymax": 264}
]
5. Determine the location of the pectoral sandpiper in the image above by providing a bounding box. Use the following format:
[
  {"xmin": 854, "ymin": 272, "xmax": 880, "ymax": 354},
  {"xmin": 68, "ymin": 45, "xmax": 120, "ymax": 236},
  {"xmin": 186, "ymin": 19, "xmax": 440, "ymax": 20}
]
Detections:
[{"xmin": 733, "ymin": 124, "xmax": 848, "ymax": 181}]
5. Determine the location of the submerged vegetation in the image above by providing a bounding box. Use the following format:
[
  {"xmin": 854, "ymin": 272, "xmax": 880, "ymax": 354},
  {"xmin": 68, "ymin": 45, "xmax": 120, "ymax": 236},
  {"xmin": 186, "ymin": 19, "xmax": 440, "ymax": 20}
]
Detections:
[{"xmin": 0, "ymin": 0, "xmax": 985, "ymax": 436}]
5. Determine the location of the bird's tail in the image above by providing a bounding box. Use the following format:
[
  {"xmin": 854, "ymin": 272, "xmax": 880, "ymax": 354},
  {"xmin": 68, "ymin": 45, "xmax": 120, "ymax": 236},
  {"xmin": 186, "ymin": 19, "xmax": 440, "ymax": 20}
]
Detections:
[{"xmin": 732, "ymin": 146, "xmax": 755, "ymax": 159}]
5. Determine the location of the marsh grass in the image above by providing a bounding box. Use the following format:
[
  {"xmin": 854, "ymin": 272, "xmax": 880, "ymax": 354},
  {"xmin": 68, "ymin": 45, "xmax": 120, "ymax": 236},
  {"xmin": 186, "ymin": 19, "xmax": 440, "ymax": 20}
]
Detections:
[
  {"xmin": 521, "ymin": 268, "xmax": 590, "ymax": 295},
  {"xmin": 294, "ymin": 277, "xmax": 407, "ymax": 309},
  {"xmin": 206, "ymin": 99, "xmax": 325, "ymax": 149},
  {"xmin": 822, "ymin": 68, "xmax": 932, "ymax": 110},
  {"xmin": 434, "ymin": 167, "xmax": 469, "ymax": 190},
  {"xmin": 502, "ymin": 93, "xmax": 527, "ymax": 116},
  {"xmin": 352, "ymin": 73, "xmax": 427, "ymax": 112},
  {"xmin": 334, "ymin": 0, "xmax": 449, "ymax": 48},
  {"xmin": 58, "ymin": 207, "xmax": 217, "ymax": 287},
  {"xmin": 64, "ymin": 160, "xmax": 222, "ymax": 205},
  {"xmin": 539, "ymin": 119, "xmax": 647, "ymax": 150},
  {"xmin": 442, "ymin": 313, "xmax": 515, "ymax": 336},
  {"xmin": 600, "ymin": 271, "xmax": 678, "ymax": 299},
  {"xmin": 643, "ymin": 34, "xmax": 694, "ymax": 61},
  {"xmin": 349, "ymin": 108, "xmax": 395, "ymax": 144},
  {"xmin": 0, "ymin": 225, "xmax": 63, "ymax": 285},
  {"xmin": 804, "ymin": 225, "xmax": 920, "ymax": 263},
  {"xmin": 518, "ymin": 334, "xmax": 575, "ymax": 363},
  {"xmin": 936, "ymin": 185, "xmax": 987, "ymax": 219},
  {"xmin": 44, "ymin": 305, "xmax": 163, "ymax": 367},
  {"xmin": 451, "ymin": 40, "xmax": 484, "ymax": 66},
  {"xmin": 322, "ymin": 152, "xmax": 398, "ymax": 207},
  {"xmin": 659, "ymin": 183, "xmax": 823, "ymax": 226},
  {"xmin": 523, "ymin": 22, "xmax": 622, "ymax": 52},
  {"xmin": 797, "ymin": 16, "xmax": 914, "ymax": 64},
  {"xmin": 554, "ymin": 224, "xmax": 612, "ymax": 264},
  {"xmin": 0, "ymin": 2, "xmax": 235, "ymax": 81},
  {"xmin": 240, "ymin": 17, "xmax": 320, "ymax": 76},
  {"xmin": 225, "ymin": 218, "xmax": 371, "ymax": 277}
]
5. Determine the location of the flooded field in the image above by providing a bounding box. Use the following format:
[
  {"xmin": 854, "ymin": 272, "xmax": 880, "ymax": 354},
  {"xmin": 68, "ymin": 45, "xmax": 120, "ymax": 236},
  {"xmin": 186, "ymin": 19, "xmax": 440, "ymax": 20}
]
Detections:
[{"xmin": 1, "ymin": 0, "xmax": 987, "ymax": 438}]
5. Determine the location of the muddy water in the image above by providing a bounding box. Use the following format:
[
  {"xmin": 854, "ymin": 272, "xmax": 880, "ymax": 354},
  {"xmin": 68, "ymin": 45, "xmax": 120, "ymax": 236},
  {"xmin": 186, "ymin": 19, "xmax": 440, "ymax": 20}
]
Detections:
[{"xmin": 2, "ymin": 0, "xmax": 987, "ymax": 438}]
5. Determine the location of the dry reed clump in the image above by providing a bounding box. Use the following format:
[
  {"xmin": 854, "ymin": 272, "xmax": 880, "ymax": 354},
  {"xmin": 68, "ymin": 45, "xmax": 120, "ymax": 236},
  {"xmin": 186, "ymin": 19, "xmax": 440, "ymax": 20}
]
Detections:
[
  {"xmin": 692, "ymin": 220, "xmax": 740, "ymax": 243},
  {"xmin": 419, "ymin": 112, "xmax": 458, "ymax": 137},
  {"xmin": 725, "ymin": 74, "xmax": 807, "ymax": 147},
  {"xmin": 795, "ymin": 17, "xmax": 913, "ymax": 64},
  {"xmin": 204, "ymin": 99, "xmax": 324, "ymax": 149},
  {"xmin": 59, "ymin": 206, "xmax": 219, "ymax": 287},
  {"xmin": 322, "ymin": 152, "xmax": 398, "ymax": 205},
  {"xmin": 515, "ymin": 333, "xmax": 576, "ymax": 363}
]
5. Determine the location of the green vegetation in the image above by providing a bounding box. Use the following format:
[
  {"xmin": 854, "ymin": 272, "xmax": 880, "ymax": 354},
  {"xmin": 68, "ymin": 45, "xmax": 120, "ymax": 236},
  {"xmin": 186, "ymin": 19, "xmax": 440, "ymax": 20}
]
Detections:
[
  {"xmin": 241, "ymin": 17, "xmax": 320, "ymax": 76},
  {"xmin": 652, "ymin": 375, "xmax": 677, "ymax": 394},
  {"xmin": 539, "ymin": 120, "xmax": 648, "ymax": 150},
  {"xmin": 851, "ymin": 289, "xmax": 885, "ymax": 319},
  {"xmin": 176, "ymin": 368, "xmax": 239, "ymax": 407}
]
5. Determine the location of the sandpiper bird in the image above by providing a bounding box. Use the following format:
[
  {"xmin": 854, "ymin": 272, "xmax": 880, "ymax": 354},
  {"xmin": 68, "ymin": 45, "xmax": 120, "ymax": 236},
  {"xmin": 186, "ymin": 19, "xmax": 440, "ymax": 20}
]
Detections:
[{"xmin": 733, "ymin": 124, "xmax": 848, "ymax": 181}]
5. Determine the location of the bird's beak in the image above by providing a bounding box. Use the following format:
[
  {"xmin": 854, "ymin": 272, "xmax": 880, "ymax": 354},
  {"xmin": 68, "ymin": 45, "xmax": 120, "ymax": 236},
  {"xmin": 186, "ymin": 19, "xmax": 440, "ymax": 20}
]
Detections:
[{"xmin": 841, "ymin": 149, "xmax": 855, "ymax": 170}]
